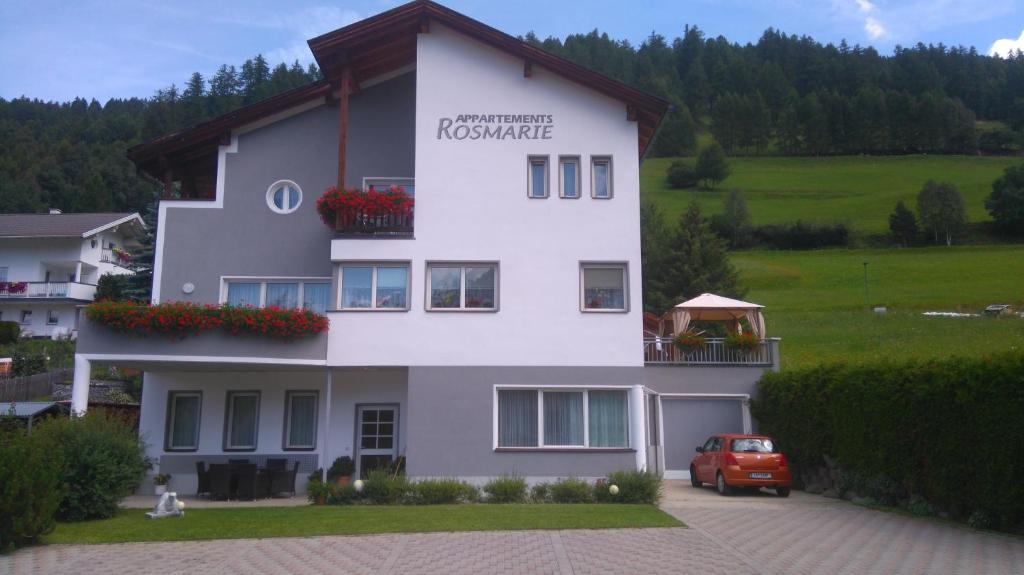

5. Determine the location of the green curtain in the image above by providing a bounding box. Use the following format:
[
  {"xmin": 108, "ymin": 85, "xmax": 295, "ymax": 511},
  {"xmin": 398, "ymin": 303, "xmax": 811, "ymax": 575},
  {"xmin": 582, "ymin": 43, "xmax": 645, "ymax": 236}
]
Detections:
[{"xmin": 588, "ymin": 390, "xmax": 629, "ymax": 447}]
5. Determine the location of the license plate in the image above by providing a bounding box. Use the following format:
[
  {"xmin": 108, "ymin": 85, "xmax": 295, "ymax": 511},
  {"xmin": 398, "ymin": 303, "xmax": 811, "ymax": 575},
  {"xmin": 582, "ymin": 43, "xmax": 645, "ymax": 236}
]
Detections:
[{"xmin": 748, "ymin": 472, "xmax": 772, "ymax": 479}]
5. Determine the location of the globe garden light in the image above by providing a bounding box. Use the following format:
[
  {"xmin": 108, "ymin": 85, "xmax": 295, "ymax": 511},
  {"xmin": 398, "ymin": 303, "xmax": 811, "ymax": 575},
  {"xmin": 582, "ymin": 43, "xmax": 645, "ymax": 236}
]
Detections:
[
  {"xmin": 353, "ymin": 479, "xmax": 365, "ymax": 492},
  {"xmin": 609, "ymin": 485, "xmax": 619, "ymax": 495}
]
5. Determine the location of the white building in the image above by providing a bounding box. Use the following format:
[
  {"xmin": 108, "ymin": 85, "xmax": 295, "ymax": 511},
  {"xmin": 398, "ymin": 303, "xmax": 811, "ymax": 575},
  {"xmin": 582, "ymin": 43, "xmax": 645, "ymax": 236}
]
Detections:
[{"xmin": 0, "ymin": 212, "xmax": 144, "ymax": 338}]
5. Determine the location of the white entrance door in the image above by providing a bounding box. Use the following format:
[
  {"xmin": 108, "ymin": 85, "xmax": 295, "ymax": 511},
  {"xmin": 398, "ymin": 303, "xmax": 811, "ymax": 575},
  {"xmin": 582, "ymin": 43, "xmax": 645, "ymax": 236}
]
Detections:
[{"xmin": 355, "ymin": 405, "xmax": 398, "ymax": 478}]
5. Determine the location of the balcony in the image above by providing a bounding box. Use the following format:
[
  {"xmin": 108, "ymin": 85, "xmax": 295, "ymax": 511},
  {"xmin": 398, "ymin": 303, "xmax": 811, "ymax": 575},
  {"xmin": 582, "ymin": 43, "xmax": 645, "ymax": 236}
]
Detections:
[
  {"xmin": 100, "ymin": 248, "xmax": 133, "ymax": 268},
  {"xmin": 335, "ymin": 209, "xmax": 414, "ymax": 238},
  {"xmin": 643, "ymin": 337, "xmax": 777, "ymax": 367},
  {"xmin": 0, "ymin": 281, "xmax": 97, "ymax": 301},
  {"xmin": 320, "ymin": 184, "xmax": 415, "ymax": 239}
]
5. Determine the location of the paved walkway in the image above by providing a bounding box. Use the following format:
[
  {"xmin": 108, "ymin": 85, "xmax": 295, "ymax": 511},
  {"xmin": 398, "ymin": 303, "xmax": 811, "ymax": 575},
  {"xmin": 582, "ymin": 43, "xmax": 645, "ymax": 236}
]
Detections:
[{"xmin": 3, "ymin": 482, "xmax": 1022, "ymax": 574}]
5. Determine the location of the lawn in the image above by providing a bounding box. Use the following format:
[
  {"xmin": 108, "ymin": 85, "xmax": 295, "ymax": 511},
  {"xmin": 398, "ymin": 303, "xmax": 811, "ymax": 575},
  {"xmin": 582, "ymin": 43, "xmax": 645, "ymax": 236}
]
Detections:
[
  {"xmin": 44, "ymin": 504, "xmax": 682, "ymax": 545},
  {"xmin": 732, "ymin": 245, "xmax": 1024, "ymax": 368},
  {"xmin": 642, "ymin": 155, "xmax": 1019, "ymax": 234}
]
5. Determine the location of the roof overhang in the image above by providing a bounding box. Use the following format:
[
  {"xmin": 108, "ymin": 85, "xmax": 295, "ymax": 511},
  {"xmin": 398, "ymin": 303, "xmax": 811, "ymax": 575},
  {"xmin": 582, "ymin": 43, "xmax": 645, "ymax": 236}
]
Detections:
[{"xmin": 81, "ymin": 213, "xmax": 147, "ymax": 238}]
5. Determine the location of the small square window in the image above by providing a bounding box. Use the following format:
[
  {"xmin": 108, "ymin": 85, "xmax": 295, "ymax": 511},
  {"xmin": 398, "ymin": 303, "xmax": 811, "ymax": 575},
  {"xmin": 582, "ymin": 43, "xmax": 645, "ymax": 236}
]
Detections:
[
  {"xmin": 559, "ymin": 156, "xmax": 581, "ymax": 199},
  {"xmin": 46, "ymin": 310, "xmax": 59, "ymax": 325},
  {"xmin": 527, "ymin": 156, "xmax": 549, "ymax": 198},
  {"xmin": 591, "ymin": 156, "xmax": 613, "ymax": 199},
  {"xmin": 20, "ymin": 310, "xmax": 32, "ymax": 324},
  {"xmin": 581, "ymin": 263, "xmax": 627, "ymax": 312}
]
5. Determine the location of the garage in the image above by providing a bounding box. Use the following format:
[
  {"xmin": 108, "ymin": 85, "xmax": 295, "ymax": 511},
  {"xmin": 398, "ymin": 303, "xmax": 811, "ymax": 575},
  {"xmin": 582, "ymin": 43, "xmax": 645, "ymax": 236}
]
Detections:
[{"xmin": 658, "ymin": 395, "xmax": 750, "ymax": 479}]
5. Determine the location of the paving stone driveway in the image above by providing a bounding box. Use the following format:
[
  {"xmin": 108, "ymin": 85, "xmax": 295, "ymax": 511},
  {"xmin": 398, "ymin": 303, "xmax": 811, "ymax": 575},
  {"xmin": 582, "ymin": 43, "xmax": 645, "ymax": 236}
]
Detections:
[{"xmin": 3, "ymin": 482, "xmax": 1022, "ymax": 574}]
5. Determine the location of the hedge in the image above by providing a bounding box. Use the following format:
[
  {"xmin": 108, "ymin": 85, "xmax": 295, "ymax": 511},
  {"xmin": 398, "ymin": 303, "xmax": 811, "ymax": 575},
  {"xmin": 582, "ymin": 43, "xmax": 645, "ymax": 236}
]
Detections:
[
  {"xmin": 751, "ymin": 352, "xmax": 1024, "ymax": 530},
  {"xmin": 0, "ymin": 424, "xmax": 64, "ymax": 552}
]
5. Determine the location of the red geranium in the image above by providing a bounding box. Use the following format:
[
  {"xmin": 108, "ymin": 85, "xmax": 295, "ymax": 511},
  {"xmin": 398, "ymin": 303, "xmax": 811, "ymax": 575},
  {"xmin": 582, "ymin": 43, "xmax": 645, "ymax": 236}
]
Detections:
[{"xmin": 316, "ymin": 185, "xmax": 414, "ymax": 230}]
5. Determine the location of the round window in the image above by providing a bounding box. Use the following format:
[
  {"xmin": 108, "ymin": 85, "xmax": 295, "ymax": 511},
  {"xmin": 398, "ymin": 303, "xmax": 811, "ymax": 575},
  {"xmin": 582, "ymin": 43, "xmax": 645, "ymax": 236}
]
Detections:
[{"xmin": 266, "ymin": 180, "xmax": 302, "ymax": 214}]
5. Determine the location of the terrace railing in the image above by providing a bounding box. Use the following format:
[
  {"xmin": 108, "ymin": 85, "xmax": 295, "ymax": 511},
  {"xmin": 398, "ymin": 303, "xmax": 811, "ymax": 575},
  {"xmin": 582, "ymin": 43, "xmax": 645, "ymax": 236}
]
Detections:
[
  {"xmin": 643, "ymin": 337, "xmax": 774, "ymax": 366},
  {"xmin": 335, "ymin": 209, "xmax": 414, "ymax": 237},
  {"xmin": 0, "ymin": 281, "xmax": 96, "ymax": 300}
]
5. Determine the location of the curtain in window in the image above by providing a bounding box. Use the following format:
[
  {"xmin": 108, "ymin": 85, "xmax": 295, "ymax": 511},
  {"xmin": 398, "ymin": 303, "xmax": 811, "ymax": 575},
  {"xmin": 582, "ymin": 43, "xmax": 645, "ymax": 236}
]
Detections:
[
  {"xmin": 265, "ymin": 283, "xmax": 299, "ymax": 309},
  {"xmin": 498, "ymin": 390, "xmax": 538, "ymax": 447},
  {"xmin": 302, "ymin": 283, "xmax": 330, "ymax": 314},
  {"xmin": 465, "ymin": 267, "xmax": 495, "ymax": 308},
  {"xmin": 170, "ymin": 394, "xmax": 200, "ymax": 448},
  {"xmin": 584, "ymin": 267, "xmax": 625, "ymax": 309},
  {"xmin": 588, "ymin": 390, "xmax": 629, "ymax": 447},
  {"xmin": 342, "ymin": 267, "xmax": 373, "ymax": 308},
  {"xmin": 229, "ymin": 394, "xmax": 258, "ymax": 448},
  {"xmin": 288, "ymin": 394, "xmax": 316, "ymax": 448},
  {"xmin": 544, "ymin": 392, "xmax": 584, "ymax": 446},
  {"xmin": 227, "ymin": 283, "xmax": 261, "ymax": 307},
  {"xmin": 376, "ymin": 267, "xmax": 408, "ymax": 308}
]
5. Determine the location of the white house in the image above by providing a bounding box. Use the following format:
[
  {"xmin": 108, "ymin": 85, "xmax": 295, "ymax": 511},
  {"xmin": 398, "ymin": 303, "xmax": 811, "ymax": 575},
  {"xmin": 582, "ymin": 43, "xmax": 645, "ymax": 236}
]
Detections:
[
  {"xmin": 0, "ymin": 211, "xmax": 144, "ymax": 338},
  {"xmin": 72, "ymin": 1, "xmax": 780, "ymax": 495}
]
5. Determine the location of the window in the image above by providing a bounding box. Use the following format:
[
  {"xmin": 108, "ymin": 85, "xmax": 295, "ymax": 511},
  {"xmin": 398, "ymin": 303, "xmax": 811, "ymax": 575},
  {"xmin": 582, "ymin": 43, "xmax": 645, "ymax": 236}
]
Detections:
[
  {"xmin": 581, "ymin": 263, "xmax": 628, "ymax": 312},
  {"xmin": 496, "ymin": 389, "xmax": 629, "ymax": 449},
  {"xmin": 166, "ymin": 391, "xmax": 202, "ymax": 451},
  {"xmin": 20, "ymin": 310, "xmax": 31, "ymax": 324},
  {"xmin": 284, "ymin": 391, "xmax": 318, "ymax": 450},
  {"xmin": 224, "ymin": 391, "xmax": 260, "ymax": 451},
  {"xmin": 426, "ymin": 263, "xmax": 498, "ymax": 311},
  {"xmin": 46, "ymin": 309, "xmax": 58, "ymax": 325},
  {"xmin": 266, "ymin": 180, "xmax": 302, "ymax": 214},
  {"xmin": 339, "ymin": 263, "xmax": 410, "ymax": 310},
  {"xmin": 527, "ymin": 156, "xmax": 549, "ymax": 198},
  {"xmin": 591, "ymin": 156, "xmax": 613, "ymax": 199},
  {"xmin": 224, "ymin": 279, "xmax": 331, "ymax": 312},
  {"xmin": 364, "ymin": 177, "xmax": 415, "ymax": 196},
  {"xmin": 559, "ymin": 156, "xmax": 580, "ymax": 198}
]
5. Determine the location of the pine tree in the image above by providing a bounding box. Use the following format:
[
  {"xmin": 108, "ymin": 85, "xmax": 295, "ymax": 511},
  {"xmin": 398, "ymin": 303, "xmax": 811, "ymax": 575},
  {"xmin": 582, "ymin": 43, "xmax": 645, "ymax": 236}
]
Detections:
[
  {"xmin": 657, "ymin": 201, "xmax": 745, "ymax": 309},
  {"xmin": 124, "ymin": 201, "xmax": 158, "ymax": 302},
  {"xmin": 695, "ymin": 141, "xmax": 730, "ymax": 189},
  {"xmin": 888, "ymin": 200, "xmax": 918, "ymax": 246}
]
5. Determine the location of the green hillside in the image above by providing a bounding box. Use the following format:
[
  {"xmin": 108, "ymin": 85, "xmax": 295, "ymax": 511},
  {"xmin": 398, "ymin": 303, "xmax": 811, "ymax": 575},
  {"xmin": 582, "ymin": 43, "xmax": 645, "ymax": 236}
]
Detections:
[{"xmin": 641, "ymin": 155, "xmax": 1019, "ymax": 234}]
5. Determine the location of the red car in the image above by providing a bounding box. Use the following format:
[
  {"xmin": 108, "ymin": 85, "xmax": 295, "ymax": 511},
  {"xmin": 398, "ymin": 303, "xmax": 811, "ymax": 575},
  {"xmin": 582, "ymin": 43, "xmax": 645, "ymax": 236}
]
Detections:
[{"xmin": 690, "ymin": 434, "xmax": 792, "ymax": 496}]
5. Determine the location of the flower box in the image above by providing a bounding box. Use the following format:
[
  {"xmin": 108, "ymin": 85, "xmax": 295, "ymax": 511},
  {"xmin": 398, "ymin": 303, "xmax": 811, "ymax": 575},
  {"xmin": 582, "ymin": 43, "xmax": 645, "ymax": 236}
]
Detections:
[{"xmin": 317, "ymin": 185, "xmax": 414, "ymax": 235}]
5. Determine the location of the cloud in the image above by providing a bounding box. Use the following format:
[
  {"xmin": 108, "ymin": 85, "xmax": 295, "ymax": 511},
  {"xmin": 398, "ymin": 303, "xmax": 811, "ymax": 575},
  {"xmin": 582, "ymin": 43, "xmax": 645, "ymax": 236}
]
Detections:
[
  {"xmin": 835, "ymin": 0, "xmax": 888, "ymax": 40},
  {"xmin": 863, "ymin": 17, "xmax": 886, "ymax": 40},
  {"xmin": 989, "ymin": 30, "xmax": 1024, "ymax": 57},
  {"xmin": 832, "ymin": 0, "xmax": 1014, "ymax": 45}
]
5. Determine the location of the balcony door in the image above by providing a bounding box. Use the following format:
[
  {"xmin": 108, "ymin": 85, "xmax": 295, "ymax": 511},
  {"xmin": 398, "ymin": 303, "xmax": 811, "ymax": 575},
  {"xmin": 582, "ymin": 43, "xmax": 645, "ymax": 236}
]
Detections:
[{"xmin": 355, "ymin": 404, "xmax": 399, "ymax": 478}]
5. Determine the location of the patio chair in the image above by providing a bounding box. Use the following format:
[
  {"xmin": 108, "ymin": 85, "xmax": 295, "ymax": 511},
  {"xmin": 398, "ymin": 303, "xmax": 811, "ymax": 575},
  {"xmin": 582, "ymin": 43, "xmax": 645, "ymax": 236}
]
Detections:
[
  {"xmin": 269, "ymin": 461, "xmax": 300, "ymax": 497},
  {"xmin": 207, "ymin": 464, "xmax": 232, "ymax": 500},
  {"xmin": 195, "ymin": 461, "xmax": 210, "ymax": 497},
  {"xmin": 234, "ymin": 464, "xmax": 258, "ymax": 501}
]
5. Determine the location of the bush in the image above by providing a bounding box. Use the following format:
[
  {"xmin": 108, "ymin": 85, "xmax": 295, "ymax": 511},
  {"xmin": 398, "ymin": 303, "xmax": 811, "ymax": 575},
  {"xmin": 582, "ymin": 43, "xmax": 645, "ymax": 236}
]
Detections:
[
  {"xmin": 695, "ymin": 141, "xmax": 730, "ymax": 189},
  {"xmin": 665, "ymin": 160, "xmax": 698, "ymax": 189},
  {"xmin": 550, "ymin": 477, "xmax": 593, "ymax": 503},
  {"xmin": 326, "ymin": 456, "xmax": 355, "ymax": 483},
  {"xmin": 752, "ymin": 221, "xmax": 850, "ymax": 249},
  {"xmin": 361, "ymin": 469, "xmax": 412, "ymax": 505},
  {"xmin": 94, "ymin": 274, "xmax": 130, "ymax": 301},
  {"xmin": 530, "ymin": 482, "xmax": 551, "ymax": 503},
  {"xmin": 306, "ymin": 477, "xmax": 331, "ymax": 505},
  {"xmin": 12, "ymin": 352, "xmax": 46, "ymax": 377},
  {"xmin": 985, "ymin": 163, "xmax": 1024, "ymax": 236},
  {"xmin": 483, "ymin": 474, "xmax": 528, "ymax": 503},
  {"xmin": 327, "ymin": 482, "xmax": 361, "ymax": 505},
  {"xmin": 0, "ymin": 425, "xmax": 64, "ymax": 551},
  {"xmin": 751, "ymin": 352, "xmax": 1024, "ymax": 531},
  {"xmin": 36, "ymin": 411, "xmax": 149, "ymax": 521},
  {"xmin": 594, "ymin": 470, "xmax": 663, "ymax": 504},
  {"xmin": 0, "ymin": 321, "xmax": 19, "ymax": 345},
  {"xmin": 413, "ymin": 478, "xmax": 478, "ymax": 504}
]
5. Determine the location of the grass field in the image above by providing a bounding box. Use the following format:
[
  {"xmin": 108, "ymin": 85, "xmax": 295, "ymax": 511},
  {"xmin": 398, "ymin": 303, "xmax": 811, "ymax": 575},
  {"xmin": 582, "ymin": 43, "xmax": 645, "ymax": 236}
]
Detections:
[
  {"xmin": 641, "ymin": 155, "xmax": 1019, "ymax": 234},
  {"xmin": 732, "ymin": 245, "xmax": 1024, "ymax": 368},
  {"xmin": 44, "ymin": 505, "xmax": 682, "ymax": 545}
]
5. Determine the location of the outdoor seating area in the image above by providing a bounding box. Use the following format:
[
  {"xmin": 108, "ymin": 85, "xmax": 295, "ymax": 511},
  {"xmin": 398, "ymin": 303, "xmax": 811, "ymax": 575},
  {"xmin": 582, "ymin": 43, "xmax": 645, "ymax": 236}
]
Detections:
[{"xmin": 195, "ymin": 458, "xmax": 300, "ymax": 501}]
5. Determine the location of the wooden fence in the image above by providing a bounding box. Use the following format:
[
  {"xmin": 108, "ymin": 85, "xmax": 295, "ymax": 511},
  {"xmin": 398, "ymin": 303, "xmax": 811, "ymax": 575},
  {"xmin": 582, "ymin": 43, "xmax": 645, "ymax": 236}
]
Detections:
[{"xmin": 0, "ymin": 368, "xmax": 73, "ymax": 402}]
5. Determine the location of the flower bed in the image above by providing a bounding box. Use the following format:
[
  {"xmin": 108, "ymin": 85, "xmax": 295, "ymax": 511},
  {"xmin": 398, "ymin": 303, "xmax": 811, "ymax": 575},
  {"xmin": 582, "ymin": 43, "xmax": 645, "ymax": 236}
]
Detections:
[
  {"xmin": 85, "ymin": 300, "xmax": 329, "ymax": 340},
  {"xmin": 316, "ymin": 185, "xmax": 414, "ymax": 233}
]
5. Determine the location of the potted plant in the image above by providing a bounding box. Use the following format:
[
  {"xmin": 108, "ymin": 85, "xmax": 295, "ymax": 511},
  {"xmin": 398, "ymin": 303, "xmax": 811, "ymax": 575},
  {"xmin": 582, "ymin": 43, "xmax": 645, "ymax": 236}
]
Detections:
[
  {"xmin": 153, "ymin": 473, "xmax": 171, "ymax": 495},
  {"xmin": 326, "ymin": 456, "xmax": 355, "ymax": 486},
  {"xmin": 724, "ymin": 332, "xmax": 760, "ymax": 354},
  {"xmin": 673, "ymin": 331, "xmax": 707, "ymax": 357}
]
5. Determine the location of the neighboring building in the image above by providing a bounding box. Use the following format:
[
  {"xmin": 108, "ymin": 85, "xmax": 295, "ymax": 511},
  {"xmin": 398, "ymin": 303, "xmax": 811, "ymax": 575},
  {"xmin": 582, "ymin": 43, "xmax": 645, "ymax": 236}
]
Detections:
[
  {"xmin": 73, "ymin": 1, "xmax": 780, "ymax": 493},
  {"xmin": 0, "ymin": 211, "xmax": 145, "ymax": 338}
]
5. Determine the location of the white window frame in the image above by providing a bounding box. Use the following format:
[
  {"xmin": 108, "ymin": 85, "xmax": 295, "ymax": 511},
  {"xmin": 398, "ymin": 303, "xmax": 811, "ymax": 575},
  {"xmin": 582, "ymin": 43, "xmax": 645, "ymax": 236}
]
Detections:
[
  {"xmin": 580, "ymin": 262, "xmax": 629, "ymax": 313},
  {"xmin": 223, "ymin": 390, "xmax": 261, "ymax": 451},
  {"xmin": 266, "ymin": 179, "xmax": 302, "ymax": 214},
  {"xmin": 425, "ymin": 262, "xmax": 499, "ymax": 312},
  {"xmin": 283, "ymin": 390, "xmax": 319, "ymax": 450},
  {"xmin": 336, "ymin": 262, "xmax": 411, "ymax": 311},
  {"xmin": 165, "ymin": 391, "xmax": 202, "ymax": 452},
  {"xmin": 220, "ymin": 277, "xmax": 332, "ymax": 311},
  {"xmin": 558, "ymin": 156, "xmax": 581, "ymax": 199},
  {"xmin": 20, "ymin": 310, "xmax": 32, "ymax": 325},
  {"xmin": 46, "ymin": 309, "xmax": 59, "ymax": 325},
  {"xmin": 527, "ymin": 155, "xmax": 549, "ymax": 198},
  {"xmin": 492, "ymin": 386, "xmax": 632, "ymax": 451},
  {"xmin": 590, "ymin": 156, "xmax": 613, "ymax": 199}
]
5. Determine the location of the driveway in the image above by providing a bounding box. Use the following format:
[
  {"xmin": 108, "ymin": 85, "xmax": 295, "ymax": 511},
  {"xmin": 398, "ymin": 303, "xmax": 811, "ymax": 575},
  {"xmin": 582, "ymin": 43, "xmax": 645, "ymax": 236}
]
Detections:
[{"xmin": 2, "ymin": 482, "xmax": 1022, "ymax": 574}]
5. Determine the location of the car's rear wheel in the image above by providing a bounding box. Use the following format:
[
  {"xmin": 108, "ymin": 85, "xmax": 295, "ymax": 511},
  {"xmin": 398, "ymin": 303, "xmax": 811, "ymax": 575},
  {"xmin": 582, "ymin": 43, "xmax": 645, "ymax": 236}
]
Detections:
[
  {"xmin": 776, "ymin": 486, "xmax": 791, "ymax": 497},
  {"xmin": 715, "ymin": 471, "xmax": 732, "ymax": 496},
  {"xmin": 689, "ymin": 466, "xmax": 701, "ymax": 488}
]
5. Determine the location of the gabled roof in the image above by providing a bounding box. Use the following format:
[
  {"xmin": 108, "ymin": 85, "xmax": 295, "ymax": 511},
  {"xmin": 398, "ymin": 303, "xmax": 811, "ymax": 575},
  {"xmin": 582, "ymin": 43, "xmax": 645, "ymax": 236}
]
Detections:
[
  {"xmin": 0, "ymin": 213, "xmax": 145, "ymax": 239},
  {"xmin": 674, "ymin": 293, "xmax": 764, "ymax": 310},
  {"xmin": 128, "ymin": 0, "xmax": 669, "ymax": 175}
]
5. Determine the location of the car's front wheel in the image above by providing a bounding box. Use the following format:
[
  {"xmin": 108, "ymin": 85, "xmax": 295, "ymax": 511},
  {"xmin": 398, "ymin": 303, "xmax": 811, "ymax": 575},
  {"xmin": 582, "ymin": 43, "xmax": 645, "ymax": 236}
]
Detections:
[
  {"xmin": 776, "ymin": 487, "xmax": 791, "ymax": 497},
  {"xmin": 690, "ymin": 466, "xmax": 701, "ymax": 488},
  {"xmin": 715, "ymin": 471, "xmax": 732, "ymax": 496}
]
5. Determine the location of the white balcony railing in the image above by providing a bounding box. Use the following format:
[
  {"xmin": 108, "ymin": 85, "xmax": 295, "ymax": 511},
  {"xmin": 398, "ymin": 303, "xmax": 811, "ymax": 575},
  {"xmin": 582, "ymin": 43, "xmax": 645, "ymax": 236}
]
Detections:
[
  {"xmin": 643, "ymin": 337, "xmax": 775, "ymax": 366},
  {"xmin": 0, "ymin": 281, "xmax": 97, "ymax": 301}
]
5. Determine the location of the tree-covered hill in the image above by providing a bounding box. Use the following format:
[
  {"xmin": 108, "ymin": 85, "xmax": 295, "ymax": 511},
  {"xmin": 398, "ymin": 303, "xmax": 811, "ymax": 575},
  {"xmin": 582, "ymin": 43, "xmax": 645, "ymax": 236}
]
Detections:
[{"xmin": 2, "ymin": 26, "xmax": 1023, "ymax": 215}]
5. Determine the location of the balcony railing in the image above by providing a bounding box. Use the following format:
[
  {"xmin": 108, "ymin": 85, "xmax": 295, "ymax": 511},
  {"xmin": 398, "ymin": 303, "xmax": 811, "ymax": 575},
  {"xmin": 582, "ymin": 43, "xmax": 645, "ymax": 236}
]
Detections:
[
  {"xmin": 643, "ymin": 337, "xmax": 775, "ymax": 366},
  {"xmin": 100, "ymin": 248, "xmax": 132, "ymax": 267},
  {"xmin": 335, "ymin": 209, "xmax": 414, "ymax": 237},
  {"xmin": 0, "ymin": 281, "xmax": 96, "ymax": 300}
]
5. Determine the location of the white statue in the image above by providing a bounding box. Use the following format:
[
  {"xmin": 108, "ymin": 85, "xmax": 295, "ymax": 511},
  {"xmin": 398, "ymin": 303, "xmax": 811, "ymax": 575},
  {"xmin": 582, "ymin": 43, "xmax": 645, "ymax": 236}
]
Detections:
[{"xmin": 145, "ymin": 491, "xmax": 186, "ymax": 519}]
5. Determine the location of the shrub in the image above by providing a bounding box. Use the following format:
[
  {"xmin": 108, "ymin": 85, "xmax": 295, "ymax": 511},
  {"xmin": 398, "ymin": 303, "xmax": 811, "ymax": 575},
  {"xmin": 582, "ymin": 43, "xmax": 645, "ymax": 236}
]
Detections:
[
  {"xmin": 327, "ymin": 482, "xmax": 361, "ymax": 505},
  {"xmin": 594, "ymin": 470, "xmax": 663, "ymax": 504},
  {"xmin": 665, "ymin": 160, "xmax": 698, "ymax": 189},
  {"xmin": 752, "ymin": 221, "xmax": 850, "ymax": 249},
  {"xmin": 695, "ymin": 141, "xmax": 730, "ymax": 189},
  {"xmin": 483, "ymin": 474, "xmax": 528, "ymax": 503},
  {"xmin": 0, "ymin": 321, "xmax": 19, "ymax": 345},
  {"xmin": 36, "ymin": 411, "xmax": 149, "ymax": 521},
  {"xmin": 985, "ymin": 163, "xmax": 1024, "ymax": 236},
  {"xmin": 530, "ymin": 482, "xmax": 551, "ymax": 503},
  {"xmin": 724, "ymin": 332, "xmax": 760, "ymax": 351},
  {"xmin": 0, "ymin": 425, "xmax": 64, "ymax": 551},
  {"xmin": 326, "ymin": 456, "xmax": 355, "ymax": 482},
  {"xmin": 94, "ymin": 274, "xmax": 130, "ymax": 301},
  {"xmin": 306, "ymin": 477, "xmax": 331, "ymax": 505},
  {"xmin": 361, "ymin": 469, "xmax": 412, "ymax": 504},
  {"xmin": 413, "ymin": 478, "xmax": 478, "ymax": 504},
  {"xmin": 550, "ymin": 477, "xmax": 593, "ymax": 503},
  {"xmin": 12, "ymin": 352, "xmax": 46, "ymax": 377}
]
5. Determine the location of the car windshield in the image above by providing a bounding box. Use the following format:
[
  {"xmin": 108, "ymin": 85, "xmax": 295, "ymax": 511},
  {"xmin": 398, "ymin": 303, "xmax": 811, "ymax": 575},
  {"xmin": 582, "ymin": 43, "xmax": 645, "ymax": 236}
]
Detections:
[{"xmin": 731, "ymin": 438, "xmax": 776, "ymax": 453}]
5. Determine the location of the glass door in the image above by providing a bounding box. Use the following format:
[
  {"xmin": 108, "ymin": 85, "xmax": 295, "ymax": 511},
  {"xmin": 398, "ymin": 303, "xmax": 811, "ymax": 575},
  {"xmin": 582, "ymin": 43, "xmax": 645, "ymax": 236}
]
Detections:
[{"xmin": 356, "ymin": 405, "xmax": 398, "ymax": 478}]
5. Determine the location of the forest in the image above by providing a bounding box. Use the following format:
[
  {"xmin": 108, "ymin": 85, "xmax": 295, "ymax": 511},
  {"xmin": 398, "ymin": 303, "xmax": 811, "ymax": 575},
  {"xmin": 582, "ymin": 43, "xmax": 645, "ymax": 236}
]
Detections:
[{"xmin": 1, "ymin": 25, "xmax": 1023, "ymax": 214}]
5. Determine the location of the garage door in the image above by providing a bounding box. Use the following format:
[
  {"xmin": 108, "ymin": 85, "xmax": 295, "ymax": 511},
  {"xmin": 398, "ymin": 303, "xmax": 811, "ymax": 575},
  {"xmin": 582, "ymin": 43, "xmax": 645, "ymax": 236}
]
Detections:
[{"xmin": 661, "ymin": 397, "xmax": 747, "ymax": 479}]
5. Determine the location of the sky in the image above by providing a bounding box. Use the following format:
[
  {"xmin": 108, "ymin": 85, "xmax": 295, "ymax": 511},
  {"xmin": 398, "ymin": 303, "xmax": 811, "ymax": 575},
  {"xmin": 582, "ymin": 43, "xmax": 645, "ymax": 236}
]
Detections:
[{"xmin": 1, "ymin": 0, "xmax": 1022, "ymax": 103}]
